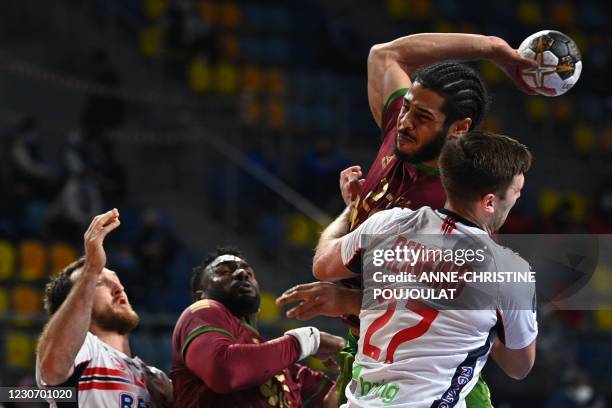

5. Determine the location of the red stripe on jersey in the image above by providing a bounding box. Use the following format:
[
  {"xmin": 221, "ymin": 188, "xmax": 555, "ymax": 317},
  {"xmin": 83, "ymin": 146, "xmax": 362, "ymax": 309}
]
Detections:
[
  {"xmin": 78, "ymin": 381, "xmax": 133, "ymax": 392},
  {"xmin": 446, "ymin": 217, "xmax": 457, "ymax": 234},
  {"xmin": 82, "ymin": 367, "xmax": 131, "ymax": 379}
]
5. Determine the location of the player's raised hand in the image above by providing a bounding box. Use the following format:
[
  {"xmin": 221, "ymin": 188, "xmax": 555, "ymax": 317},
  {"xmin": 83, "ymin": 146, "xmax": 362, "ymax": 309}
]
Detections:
[
  {"xmin": 83, "ymin": 209, "xmax": 121, "ymax": 275},
  {"xmin": 276, "ymin": 282, "xmax": 362, "ymax": 320},
  {"xmin": 340, "ymin": 165, "xmax": 365, "ymax": 206},
  {"xmin": 489, "ymin": 36, "xmax": 538, "ymax": 95},
  {"xmin": 316, "ymin": 332, "xmax": 346, "ymax": 360}
]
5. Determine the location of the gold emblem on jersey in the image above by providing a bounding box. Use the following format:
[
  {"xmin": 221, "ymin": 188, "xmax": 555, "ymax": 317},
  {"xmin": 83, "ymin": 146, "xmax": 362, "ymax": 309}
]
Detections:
[{"xmin": 381, "ymin": 155, "xmax": 395, "ymax": 169}]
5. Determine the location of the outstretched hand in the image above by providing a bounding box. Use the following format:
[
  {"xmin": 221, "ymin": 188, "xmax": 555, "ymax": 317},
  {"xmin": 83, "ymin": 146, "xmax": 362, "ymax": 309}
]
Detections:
[
  {"xmin": 490, "ymin": 36, "xmax": 539, "ymax": 95},
  {"xmin": 276, "ymin": 282, "xmax": 362, "ymax": 321},
  {"xmin": 83, "ymin": 209, "xmax": 121, "ymax": 275}
]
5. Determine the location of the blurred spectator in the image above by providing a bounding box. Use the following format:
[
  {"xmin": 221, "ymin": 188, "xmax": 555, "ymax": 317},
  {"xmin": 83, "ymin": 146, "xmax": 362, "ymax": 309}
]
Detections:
[
  {"xmin": 299, "ymin": 137, "xmax": 348, "ymax": 211},
  {"xmin": 588, "ymin": 181, "xmax": 612, "ymax": 233},
  {"xmin": 9, "ymin": 116, "xmax": 57, "ymax": 201},
  {"xmin": 136, "ymin": 208, "xmax": 180, "ymax": 309},
  {"xmin": 546, "ymin": 367, "xmax": 607, "ymax": 408},
  {"xmin": 80, "ymin": 49, "xmax": 126, "ymax": 135}
]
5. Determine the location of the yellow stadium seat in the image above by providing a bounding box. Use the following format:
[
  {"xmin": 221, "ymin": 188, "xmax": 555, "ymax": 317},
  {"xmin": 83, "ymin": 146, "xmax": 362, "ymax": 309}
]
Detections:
[
  {"xmin": 410, "ymin": 0, "xmax": 432, "ymax": 19},
  {"xmin": 0, "ymin": 287, "xmax": 8, "ymax": 315},
  {"xmin": 139, "ymin": 26, "xmax": 165, "ymax": 57},
  {"xmin": 188, "ymin": 57, "xmax": 214, "ymax": 93},
  {"xmin": 241, "ymin": 97, "xmax": 263, "ymax": 126},
  {"xmin": 219, "ymin": 34, "xmax": 240, "ymax": 61},
  {"xmin": 480, "ymin": 60, "xmax": 503, "ymax": 84},
  {"xmin": 12, "ymin": 285, "xmax": 42, "ymax": 314},
  {"xmin": 601, "ymin": 127, "xmax": 612, "ymax": 152},
  {"xmin": 19, "ymin": 240, "xmax": 46, "ymax": 281},
  {"xmin": 0, "ymin": 240, "xmax": 15, "ymax": 280},
  {"xmin": 554, "ymin": 98, "xmax": 573, "ymax": 121},
  {"xmin": 526, "ymin": 98, "xmax": 547, "ymax": 121},
  {"xmin": 215, "ymin": 62, "xmax": 239, "ymax": 94},
  {"xmin": 258, "ymin": 292, "xmax": 280, "ymax": 323},
  {"xmin": 538, "ymin": 189, "xmax": 561, "ymax": 217},
  {"xmin": 267, "ymin": 100, "xmax": 286, "ymax": 130},
  {"xmin": 266, "ymin": 68, "xmax": 287, "ymax": 96},
  {"xmin": 565, "ymin": 192, "xmax": 588, "ymax": 223},
  {"xmin": 197, "ymin": 0, "xmax": 218, "ymax": 26},
  {"xmin": 551, "ymin": 2, "xmax": 575, "ymax": 28},
  {"xmin": 573, "ymin": 124, "xmax": 594, "ymax": 154},
  {"xmin": 144, "ymin": 0, "xmax": 168, "ymax": 20},
  {"xmin": 517, "ymin": 1, "xmax": 542, "ymax": 26},
  {"xmin": 6, "ymin": 332, "xmax": 33, "ymax": 368},
  {"xmin": 433, "ymin": 21, "xmax": 453, "ymax": 33},
  {"xmin": 594, "ymin": 310, "xmax": 612, "ymax": 331},
  {"xmin": 386, "ymin": 0, "xmax": 410, "ymax": 18},
  {"xmin": 49, "ymin": 243, "xmax": 78, "ymax": 276},
  {"xmin": 242, "ymin": 65, "xmax": 264, "ymax": 94},
  {"xmin": 481, "ymin": 115, "xmax": 499, "ymax": 133},
  {"xmin": 219, "ymin": 1, "xmax": 242, "ymax": 29}
]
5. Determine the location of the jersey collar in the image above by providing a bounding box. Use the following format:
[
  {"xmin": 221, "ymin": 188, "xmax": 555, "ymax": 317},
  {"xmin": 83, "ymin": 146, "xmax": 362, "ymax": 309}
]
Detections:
[{"xmin": 438, "ymin": 208, "xmax": 485, "ymax": 232}]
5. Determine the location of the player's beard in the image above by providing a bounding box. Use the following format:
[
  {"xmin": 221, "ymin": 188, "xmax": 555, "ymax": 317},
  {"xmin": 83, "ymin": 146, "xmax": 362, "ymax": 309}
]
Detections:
[
  {"xmin": 208, "ymin": 287, "xmax": 261, "ymax": 319},
  {"xmin": 92, "ymin": 304, "xmax": 140, "ymax": 335},
  {"xmin": 394, "ymin": 124, "xmax": 449, "ymax": 164}
]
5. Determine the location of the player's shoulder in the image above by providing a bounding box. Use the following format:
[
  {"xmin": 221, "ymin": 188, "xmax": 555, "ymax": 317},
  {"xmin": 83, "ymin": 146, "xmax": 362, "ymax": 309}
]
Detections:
[
  {"xmin": 489, "ymin": 241, "xmax": 532, "ymax": 272},
  {"xmin": 177, "ymin": 299, "xmax": 234, "ymax": 325}
]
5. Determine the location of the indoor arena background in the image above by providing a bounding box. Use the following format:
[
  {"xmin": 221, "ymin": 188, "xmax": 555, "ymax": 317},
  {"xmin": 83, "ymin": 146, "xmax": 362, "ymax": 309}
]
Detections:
[{"xmin": 0, "ymin": 1, "xmax": 610, "ymax": 407}]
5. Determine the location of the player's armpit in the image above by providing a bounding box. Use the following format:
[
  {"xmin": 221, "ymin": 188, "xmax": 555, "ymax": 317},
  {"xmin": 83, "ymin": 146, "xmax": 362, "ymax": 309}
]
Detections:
[{"xmin": 490, "ymin": 338, "xmax": 536, "ymax": 380}]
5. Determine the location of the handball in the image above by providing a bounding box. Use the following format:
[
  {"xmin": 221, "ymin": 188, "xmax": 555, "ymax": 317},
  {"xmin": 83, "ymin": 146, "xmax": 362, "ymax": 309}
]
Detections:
[{"xmin": 518, "ymin": 30, "xmax": 582, "ymax": 96}]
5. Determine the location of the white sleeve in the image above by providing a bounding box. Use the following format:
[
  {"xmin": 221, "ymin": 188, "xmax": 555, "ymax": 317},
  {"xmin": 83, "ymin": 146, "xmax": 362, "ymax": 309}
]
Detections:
[
  {"xmin": 340, "ymin": 208, "xmax": 404, "ymax": 271},
  {"xmin": 497, "ymin": 257, "xmax": 538, "ymax": 349},
  {"xmin": 36, "ymin": 332, "xmax": 96, "ymax": 387}
]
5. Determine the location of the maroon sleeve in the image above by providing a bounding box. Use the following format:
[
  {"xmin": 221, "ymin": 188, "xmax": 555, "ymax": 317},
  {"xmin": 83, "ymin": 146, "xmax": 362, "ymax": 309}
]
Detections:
[
  {"xmin": 289, "ymin": 364, "xmax": 334, "ymax": 407},
  {"xmin": 381, "ymin": 88, "xmax": 409, "ymax": 142},
  {"xmin": 185, "ymin": 332, "xmax": 301, "ymax": 394},
  {"xmin": 177, "ymin": 299, "xmax": 301, "ymax": 393}
]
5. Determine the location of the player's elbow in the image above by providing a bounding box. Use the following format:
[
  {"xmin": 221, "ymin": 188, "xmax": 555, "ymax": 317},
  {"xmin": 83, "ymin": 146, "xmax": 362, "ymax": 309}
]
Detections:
[
  {"xmin": 38, "ymin": 355, "xmax": 70, "ymax": 386},
  {"xmin": 368, "ymin": 43, "xmax": 389, "ymax": 70},
  {"xmin": 505, "ymin": 362, "xmax": 533, "ymax": 380},
  {"xmin": 313, "ymin": 250, "xmax": 336, "ymax": 281}
]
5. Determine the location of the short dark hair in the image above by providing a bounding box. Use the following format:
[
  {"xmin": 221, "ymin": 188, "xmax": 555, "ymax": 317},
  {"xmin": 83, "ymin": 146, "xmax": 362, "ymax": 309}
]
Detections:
[
  {"xmin": 412, "ymin": 61, "xmax": 490, "ymax": 130},
  {"xmin": 191, "ymin": 246, "xmax": 244, "ymax": 295},
  {"xmin": 43, "ymin": 257, "xmax": 86, "ymax": 315},
  {"xmin": 439, "ymin": 130, "xmax": 532, "ymax": 204}
]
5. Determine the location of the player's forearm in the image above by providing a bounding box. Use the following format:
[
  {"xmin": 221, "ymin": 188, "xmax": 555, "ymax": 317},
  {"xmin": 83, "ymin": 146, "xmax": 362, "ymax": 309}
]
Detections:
[
  {"xmin": 313, "ymin": 207, "xmax": 352, "ymax": 280},
  {"xmin": 370, "ymin": 33, "xmax": 499, "ymax": 74},
  {"xmin": 187, "ymin": 334, "xmax": 301, "ymax": 393},
  {"xmin": 37, "ymin": 271, "xmax": 97, "ymax": 384}
]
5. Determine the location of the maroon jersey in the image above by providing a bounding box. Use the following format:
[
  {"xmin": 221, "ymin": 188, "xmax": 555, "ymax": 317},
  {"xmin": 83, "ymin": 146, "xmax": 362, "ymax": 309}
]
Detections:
[
  {"xmin": 171, "ymin": 299, "xmax": 332, "ymax": 407},
  {"xmin": 349, "ymin": 88, "xmax": 446, "ymax": 231},
  {"xmin": 339, "ymin": 89, "xmax": 446, "ymax": 297}
]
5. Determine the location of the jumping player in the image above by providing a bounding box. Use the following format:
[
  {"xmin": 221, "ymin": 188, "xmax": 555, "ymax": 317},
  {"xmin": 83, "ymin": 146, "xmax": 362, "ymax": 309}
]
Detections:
[
  {"xmin": 171, "ymin": 246, "xmax": 346, "ymax": 407},
  {"xmin": 278, "ymin": 32, "xmax": 537, "ymax": 406},
  {"xmin": 313, "ymin": 131, "xmax": 537, "ymax": 407},
  {"xmin": 36, "ymin": 209, "xmax": 172, "ymax": 407}
]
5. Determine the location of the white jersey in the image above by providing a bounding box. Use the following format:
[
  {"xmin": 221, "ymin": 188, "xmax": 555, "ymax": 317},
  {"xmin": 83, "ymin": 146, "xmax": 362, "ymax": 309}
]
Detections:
[
  {"xmin": 36, "ymin": 332, "xmax": 153, "ymax": 407},
  {"xmin": 340, "ymin": 207, "xmax": 538, "ymax": 408}
]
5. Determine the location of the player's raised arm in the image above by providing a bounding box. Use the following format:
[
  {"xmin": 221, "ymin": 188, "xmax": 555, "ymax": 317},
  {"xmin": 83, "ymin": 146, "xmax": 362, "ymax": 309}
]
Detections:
[
  {"xmin": 367, "ymin": 33, "xmax": 537, "ymax": 127},
  {"xmin": 37, "ymin": 209, "xmax": 120, "ymax": 385}
]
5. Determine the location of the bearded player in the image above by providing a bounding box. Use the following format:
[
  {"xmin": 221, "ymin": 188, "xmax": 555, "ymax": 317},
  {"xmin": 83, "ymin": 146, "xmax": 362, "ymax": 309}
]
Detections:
[
  {"xmin": 170, "ymin": 246, "xmax": 346, "ymax": 407},
  {"xmin": 277, "ymin": 32, "xmax": 537, "ymax": 406},
  {"xmin": 314, "ymin": 131, "xmax": 537, "ymax": 407},
  {"xmin": 36, "ymin": 209, "xmax": 172, "ymax": 407}
]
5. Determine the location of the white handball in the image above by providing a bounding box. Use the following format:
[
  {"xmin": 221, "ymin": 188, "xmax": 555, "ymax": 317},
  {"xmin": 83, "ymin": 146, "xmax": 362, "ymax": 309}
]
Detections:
[{"xmin": 518, "ymin": 30, "xmax": 582, "ymax": 96}]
